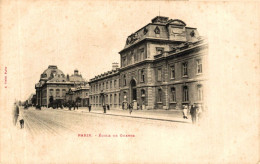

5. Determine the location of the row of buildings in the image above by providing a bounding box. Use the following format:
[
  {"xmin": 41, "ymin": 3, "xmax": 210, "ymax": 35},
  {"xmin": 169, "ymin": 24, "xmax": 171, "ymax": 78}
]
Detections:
[
  {"xmin": 88, "ymin": 16, "xmax": 208, "ymax": 110},
  {"xmin": 35, "ymin": 16, "xmax": 208, "ymax": 110}
]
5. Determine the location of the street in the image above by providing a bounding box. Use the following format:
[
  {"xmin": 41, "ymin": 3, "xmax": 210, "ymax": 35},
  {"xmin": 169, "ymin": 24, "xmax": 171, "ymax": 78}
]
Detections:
[
  {"xmin": 7, "ymin": 107, "xmax": 214, "ymax": 163},
  {"xmin": 21, "ymin": 107, "xmax": 191, "ymax": 137}
]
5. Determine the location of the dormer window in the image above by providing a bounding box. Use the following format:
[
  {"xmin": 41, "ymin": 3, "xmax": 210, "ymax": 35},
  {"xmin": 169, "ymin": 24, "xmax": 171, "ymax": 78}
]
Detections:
[
  {"xmin": 190, "ymin": 30, "xmax": 195, "ymax": 37},
  {"xmin": 156, "ymin": 47, "xmax": 164, "ymax": 55},
  {"xmin": 154, "ymin": 26, "xmax": 160, "ymax": 34},
  {"xmin": 143, "ymin": 27, "xmax": 148, "ymax": 35}
]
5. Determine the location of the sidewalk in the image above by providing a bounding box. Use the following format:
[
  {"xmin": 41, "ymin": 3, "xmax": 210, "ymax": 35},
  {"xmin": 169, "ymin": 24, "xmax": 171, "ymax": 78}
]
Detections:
[{"xmin": 61, "ymin": 107, "xmax": 192, "ymax": 124}]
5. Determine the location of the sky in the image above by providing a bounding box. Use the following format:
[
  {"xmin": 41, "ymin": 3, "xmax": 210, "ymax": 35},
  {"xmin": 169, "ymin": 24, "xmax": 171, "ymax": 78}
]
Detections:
[{"xmin": 1, "ymin": 1, "xmax": 259, "ymax": 104}]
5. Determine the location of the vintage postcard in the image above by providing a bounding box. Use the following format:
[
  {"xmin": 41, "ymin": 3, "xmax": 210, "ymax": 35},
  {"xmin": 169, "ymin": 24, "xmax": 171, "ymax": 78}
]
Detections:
[{"xmin": 0, "ymin": 1, "xmax": 259, "ymax": 163}]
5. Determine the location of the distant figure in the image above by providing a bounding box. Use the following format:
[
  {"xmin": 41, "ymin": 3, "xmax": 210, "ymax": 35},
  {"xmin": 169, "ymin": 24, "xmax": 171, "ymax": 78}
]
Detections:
[
  {"xmin": 19, "ymin": 119, "xmax": 24, "ymax": 129},
  {"xmin": 13, "ymin": 102, "xmax": 19, "ymax": 126},
  {"xmin": 122, "ymin": 102, "xmax": 124, "ymax": 110},
  {"xmin": 128, "ymin": 103, "xmax": 133, "ymax": 115},
  {"xmin": 73, "ymin": 101, "xmax": 76, "ymax": 110},
  {"xmin": 190, "ymin": 104, "xmax": 197, "ymax": 124},
  {"xmin": 107, "ymin": 104, "xmax": 110, "ymax": 110},
  {"xmin": 69, "ymin": 102, "xmax": 72, "ymax": 110},
  {"xmin": 196, "ymin": 104, "xmax": 203, "ymax": 124},
  {"xmin": 183, "ymin": 105, "xmax": 188, "ymax": 119},
  {"xmin": 88, "ymin": 104, "xmax": 92, "ymax": 112},
  {"xmin": 103, "ymin": 105, "xmax": 106, "ymax": 113}
]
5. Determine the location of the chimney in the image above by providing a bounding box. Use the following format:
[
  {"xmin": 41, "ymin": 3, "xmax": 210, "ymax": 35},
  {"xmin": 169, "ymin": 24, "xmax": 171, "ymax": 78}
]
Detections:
[{"xmin": 112, "ymin": 62, "xmax": 119, "ymax": 70}]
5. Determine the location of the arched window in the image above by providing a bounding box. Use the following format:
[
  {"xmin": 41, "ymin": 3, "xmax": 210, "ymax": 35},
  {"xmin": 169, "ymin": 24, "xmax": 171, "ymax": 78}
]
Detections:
[
  {"xmin": 197, "ymin": 85, "xmax": 203, "ymax": 101},
  {"xmin": 183, "ymin": 86, "xmax": 189, "ymax": 102},
  {"xmin": 171, "ymin": 87, "xmax": 176, "ymax": 102},
  {"xmin": 56, "ymin": 89, "xmax": 60, "ymax": 97},
  {"xmin": 141, "ymin": 89, "xmax": 145, "ymax": 97},
  {"xmin": 62, "ymin": 89, "xmax": 66, "ymax": 97},
  {"xmin": 49, "ymin": 89, "xmax": 54, "ymax": 96}
]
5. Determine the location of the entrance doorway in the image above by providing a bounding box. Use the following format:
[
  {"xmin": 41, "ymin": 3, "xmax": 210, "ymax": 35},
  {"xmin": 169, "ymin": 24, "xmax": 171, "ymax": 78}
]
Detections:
[{"xmin": 130, "ymin": 79, "xmax": 137, "ymax": 102}]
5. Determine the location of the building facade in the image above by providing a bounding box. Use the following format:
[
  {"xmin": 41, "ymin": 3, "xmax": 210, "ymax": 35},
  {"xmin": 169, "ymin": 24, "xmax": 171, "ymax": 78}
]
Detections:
[
  {"xmin": 35, "ymin": 65, "xmax": 88, "ymax": 107},
  {"xmin": 89, "ymin": 16, "xmax": 208, "ymax": 110},
  {"xmin": 89, "ymin": 63, "xmax": 120, "ymax": 109}
]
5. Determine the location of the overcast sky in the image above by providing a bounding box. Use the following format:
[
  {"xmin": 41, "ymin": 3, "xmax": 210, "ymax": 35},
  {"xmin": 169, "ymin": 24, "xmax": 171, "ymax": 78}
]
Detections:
[{"xmin": 2, "ymin": 1, "xmax": 258, "ymax": 102}]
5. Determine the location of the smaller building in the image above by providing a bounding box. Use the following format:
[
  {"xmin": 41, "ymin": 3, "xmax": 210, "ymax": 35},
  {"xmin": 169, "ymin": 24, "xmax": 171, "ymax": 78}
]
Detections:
[{"xmin": 65, "ymin": 84, "xmax": 90, "ymax": 107}]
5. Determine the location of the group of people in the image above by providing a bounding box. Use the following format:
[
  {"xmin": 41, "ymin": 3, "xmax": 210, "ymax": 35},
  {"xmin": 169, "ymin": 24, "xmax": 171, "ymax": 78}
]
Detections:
[
  {"xmin": 67, "ymin": 101, "xmax": 79, "ymax": 110},
  {"xmin": 183, "ymin": 104, "xmax": 204, "ymax": 124}
]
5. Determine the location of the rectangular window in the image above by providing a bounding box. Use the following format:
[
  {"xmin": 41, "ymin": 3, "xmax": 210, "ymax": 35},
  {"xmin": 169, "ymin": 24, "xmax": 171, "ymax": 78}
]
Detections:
[
  {"xmin": 158, "ymin": 89, "xmax": 162, "ymax": 102},
  {"xmin": 114, "ymin": 94, "xmax": 117, "ymax": 105},
  {"xmin": 183, "ymin": 62, "xmax": 188, "ymax": 76},
  {"xmin": 157, "ymin": 68, "xmax": 162, "ymax": 81},
  {"xmin": 140, "ymin": 48, "xmax": 144, "ymax": 61},
  {"xmin": 197, "ymin": 85, "xmax": 203, "ymax": 101},
  {"xmin": 171, "ymin": 87, "xmax": 176, "ymax": 102},
  {"xmin": 197, "ymin": 59, "xmax": 202, "ymax": 74},
  {"xmin": 110, "ymin": 94, "xmax": 112, "ymax": 105},
  {"xmin": 110, "ymin": 81, "xmax": 112, "ymax": 89},
  {"xmin": 170, "ymin": 65, "xmax": 175, "ymax": 79},
  {"xmin": 123, "ymin": 75, "xmax": 126, "ymax": 86},
  {"xmin": 141, "ymin": 69, "xmax": 145, "ymax": 82},
  {"xmin": 183, "ymin": 86, "xmax": 189, "ymax": 102},
  {"xmin": 122, "ymin": 57, "xmax": 126, "ymax": 67}
]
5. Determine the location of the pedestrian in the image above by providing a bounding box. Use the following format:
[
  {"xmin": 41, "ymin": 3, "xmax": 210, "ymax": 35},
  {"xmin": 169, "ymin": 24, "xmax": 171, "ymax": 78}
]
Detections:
[
  {"xmin": 107, "ymin": 104, "xmax": 110, "ymax": 110},
  {"xmin": 73, "ymin": 101, "xmax": 76, "ymax": 110},
  {"xmin": 69, "ymin": 102, "xmax": 72, "ymax": 110},
  {"xmin": 183, "ymin": 105, "xmax": 188, "ymax": 119},
  {"xmin": 190, "ymin": 104, "xmax": 197, "ymax": 124},
  {"xmin": 88, "ymin": 104, "xmax": 91, "ymax": 112},
  {"xmin": 19, "ymin": 112, "xmax": 24, "ymax": 129},
  {"xmin": 103, "ymin": 105, "xmax": 106, "ymax": 113},
  {"xmin": 76, "ymin": 102, "xmax": 79, "ymax": 110},
  {"xmin": 129, "ymin": 102, "xmax": 133, "ymax": 115},
  {"xmin": 196, "ymin": 104, "xmax": 203, "ymax": 124},
  {"xmin": 12, "ymin": 102, "xmax": 19, "ymax": 126}
]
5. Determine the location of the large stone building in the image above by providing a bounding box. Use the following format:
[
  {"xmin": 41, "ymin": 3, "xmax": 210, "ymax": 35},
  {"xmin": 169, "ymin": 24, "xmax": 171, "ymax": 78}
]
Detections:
[
  {"xmin": 89, "ymin": 16, "xmax": 208, "ymax": 110},
  {"xmin": 35, "ymin": 65, "xmax": 87, "ymax": 107}
]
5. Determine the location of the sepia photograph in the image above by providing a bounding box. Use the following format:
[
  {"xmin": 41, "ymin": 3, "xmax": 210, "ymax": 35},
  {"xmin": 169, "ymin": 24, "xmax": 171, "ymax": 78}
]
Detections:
[{"xmin": 0, "ymin": 1, "xmax": 259, "ymax": 163}]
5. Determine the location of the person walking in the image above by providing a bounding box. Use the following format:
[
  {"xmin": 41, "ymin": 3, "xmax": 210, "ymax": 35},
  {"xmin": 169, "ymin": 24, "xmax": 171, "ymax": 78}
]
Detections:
[
  {"xmin": 88, "ymin": 104, "xmax": 91, "ymax": 112},
  {"xmin": 190, "ymin": 104, "xmax": 197, "ymax": 124},
  {"xmin": 103, "ymin": 105, "xmax": 106, "ymax": 113},
  {"xmin": 69, "ymin": 102, "xmax": 72, "ymax": 110},
  {"xmin": 183, "ymin": 105, "xmax": 188, "ymax": 119},
  {"xmin": 196, "ymin": 104, "xmax": 203, "ymax": 125},
  {"xmin": 129, "ymin": 102, "xmax": 133, "ymax": 115},
  {"xmin": 13, "ymin": 102, "xmax": 19, "ymax": 126}
]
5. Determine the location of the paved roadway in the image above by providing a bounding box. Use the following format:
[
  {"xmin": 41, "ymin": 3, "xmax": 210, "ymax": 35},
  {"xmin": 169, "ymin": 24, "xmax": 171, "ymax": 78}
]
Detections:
[
  {"xmin": 8, "ymin": 107, "xmax": 212, "ymax": 163},
  {"xmin": 22, "ymin": 107, "xmax": 191, "ymax": 137}
]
